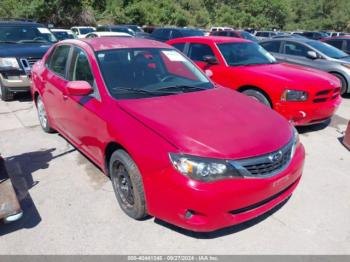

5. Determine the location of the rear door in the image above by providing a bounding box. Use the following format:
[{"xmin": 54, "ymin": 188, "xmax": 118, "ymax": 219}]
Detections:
[{"xmin": 42, "ymin": 44, "xmax": 71, "ymax": 131}]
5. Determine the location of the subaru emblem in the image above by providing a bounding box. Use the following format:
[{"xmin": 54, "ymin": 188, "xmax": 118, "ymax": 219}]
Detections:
[{"xmin": 269, "ymin": 151, "xmax": 283, "ymax": 162}]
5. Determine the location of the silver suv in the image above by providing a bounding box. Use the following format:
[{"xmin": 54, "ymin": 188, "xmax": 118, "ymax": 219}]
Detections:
[{"xmin": 260, "ymin": 38, "xmax": 350, "ymax": 95}]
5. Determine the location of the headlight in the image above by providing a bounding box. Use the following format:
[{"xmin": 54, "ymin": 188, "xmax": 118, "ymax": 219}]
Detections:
[
  {"xmin": 281, "ymin": 89, "xmax": 308, "ymax": 101},
  {"xmin": 169, "ymin": 153, "xmax": 243, "ymax": 182},
  {"xmin": 0, "ymin": 57, "xmax": 20, "ymax": 69},
  {"xmin": 291, "ymin": 126, "xmax": 300, "ymax": 157},
  {"xmin": 341, "ymin": 63, "xmax": 350, "ymax": 69}
]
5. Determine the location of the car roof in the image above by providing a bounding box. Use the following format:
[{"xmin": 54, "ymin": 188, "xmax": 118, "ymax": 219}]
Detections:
[
  {"xmin": 322, "ymin": 36, "xmax": 350, "ymax": 41},
  {"xmin": 63, "ymin": 38, "xmax": 172, "ymax": 51},
  {"xmin": 0, "ymin": 20, "xmax": 44, "ymax": 27},
  {"xmin": 260, "ymin": 38, "xmax": 315, "ymax": 44},
  {"xmin": 169, "ymin": 36, "xmax": 251, "ymax": 44},
  {"xmin": 91, "ymin": 32, "xmax": 132, "ymax": 37}
]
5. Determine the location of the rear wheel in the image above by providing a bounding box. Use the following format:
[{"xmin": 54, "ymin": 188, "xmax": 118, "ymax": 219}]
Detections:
[
  {"xmin": 242, "ymin": 89, "xmax": 271, "ymax": 107},
  {"xmin": 0, "ymin": 81, "xmax": 14, "ymax": 101},
  {"xmin": 331, "ymin": 73, "xmax": 347, "ymax": 96},
  {"xmin": 109, "ymin": 150, "xmax": 147, "ymax": 220},
  {"xmin": 36, "ymin": 96, "xmax": 54, "ymax": 133}
]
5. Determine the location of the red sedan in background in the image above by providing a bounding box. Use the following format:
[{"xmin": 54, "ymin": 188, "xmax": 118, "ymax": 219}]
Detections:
[
  {"xmin": 31, "ymin": 37, "xmax": 304, "ymax": 232},
  {"xmin": 167, "ymin": 37, "xmax": 342, "ymax": 126}
]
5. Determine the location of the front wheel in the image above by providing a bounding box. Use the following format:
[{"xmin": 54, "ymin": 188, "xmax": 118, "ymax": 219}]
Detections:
[
  {"xmin": 109, "ymin": 150, "xmax": 147, "ymax": 220},
  {"xmin": 242, "ymin": 89, "xmax": 271, "ymax": 107},
  {"xmin": 331, "ymin": 73, "xmax": 347, "ymax": 96}
]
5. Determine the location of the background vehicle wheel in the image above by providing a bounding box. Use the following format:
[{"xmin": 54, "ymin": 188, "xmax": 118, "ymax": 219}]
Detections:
[
  {"xmin": 109, "ymin": 150, "xmax": 147, "ymax": 220},
  {"xmin": 0, "ymin": 81, "xmax": 14, "ymax": 101},
  {"xmin": 36, "ymin": 96, "xmax": 54, "ymax": 133},
  {"xmin": 242, "ymin": 89, "xmax": 271, "ymax": 107},
  {"xmin": 331, "ymin": 73, "xmax": 347, "ymax": 96}
]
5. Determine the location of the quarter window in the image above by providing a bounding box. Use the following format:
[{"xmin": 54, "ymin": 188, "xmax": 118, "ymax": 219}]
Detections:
[
  {"xmin": 47, "ymin": 45, "xmax": 71, "ymax": 77},
  {"xmin": 188, "ymin": 43, "xmax": 215, "ymax": 62}
]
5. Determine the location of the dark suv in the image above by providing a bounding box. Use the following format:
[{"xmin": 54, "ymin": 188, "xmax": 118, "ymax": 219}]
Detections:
[
  {"xmin": 150, "ymin": 27, "xmax": 204, "ymax": 42},
  {"xmin": 0, "ymin": 21, "xmax": 57, "ymax": 101}
]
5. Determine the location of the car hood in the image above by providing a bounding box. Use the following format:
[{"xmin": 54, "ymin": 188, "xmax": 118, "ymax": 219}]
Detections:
[
  {"xmin": 0, "ymin": 43, "xmax": 52, "ymax": 58},
  {"xmin": 118, "ymin": 87, "xmax": 293, "ymax": 159},
  {"xmin": 237, "ymin": 63, "xmax": 339, "ymax": 90}
]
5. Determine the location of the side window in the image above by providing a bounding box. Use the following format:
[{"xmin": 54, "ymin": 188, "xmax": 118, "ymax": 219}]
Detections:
[
  {"xmin": 69, "ymin": 47, "xmax": 94, "ymax": 86},
  {"xmin": 47, "ymin": 45, "xmax": 71, "ymax": 77},
  {"xmin": 217, "ymin": 31, "xmax": 228, "ymax": 36},
  {"xmin": 171, "ymin": 43, "xmax": 186, "ymax": 52},
  {"xmin": 260, "ymin": 41, "xmax": 281, "ymax": 53},
  {"xmin": 345, "ymin": 40, "xmax": 350, "ymax": 53},
  {"xmin": 170, "ymin": 30, "xmax": 181, "ymax": 39},
  {"xmin": 326, "ymin": 39, "xmax": 343, "ymax": 49},
  {"xmin": 284, "ymin": 42, "xmax": 310, "ymax": 57},
  {"xmin": 229, "ymin": 32, "xmax": 239, "ymax": 37},
  {"xmin": 188, "ymin": 43, "xmax": 215, "ymax": 62}
]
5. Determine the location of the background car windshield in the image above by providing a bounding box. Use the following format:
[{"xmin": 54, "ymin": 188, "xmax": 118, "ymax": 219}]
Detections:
[
  {"xmin": 218, "ymin": 42, "xmax": 276, "ymax": 66},
  {"xmin": 79, "ymin": 28, "xmax": 94, "ymax": 34},
  {"xmin": 240, "ymin": 31, "xmax": 258, "ymax": 42},
  {"xmin": 0, "ymin": 26, "xmax": 57, "ymax": 43},
  {"xmin": 307, "ymin": 41, "xmax": 348, "ymax": 59},
  {"xmin": 181, "ymin": 29, "xmax": 204, "ymax": 37},
  {"xmin": 97, "ymin": 48, "xmax": 213, "ymax": 99}
]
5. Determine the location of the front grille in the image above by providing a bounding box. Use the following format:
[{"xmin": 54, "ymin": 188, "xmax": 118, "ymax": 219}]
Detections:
[
  {"xmin": 20, "ymin": 57, "xmax": 40, "ymax": 71},
  {"xmin": 313, "ymin": 87, "xmax": 340, "ymax": 103},
  {"xmin": 230, "ymin": 138, "xmax": 295, "ymax": 178},
  {"xmin": 26, "ymin": 57, "xmax": 40, "ymax": 67}
]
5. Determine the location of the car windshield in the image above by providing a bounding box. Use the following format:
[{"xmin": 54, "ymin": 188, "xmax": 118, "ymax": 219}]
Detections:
[
  {"xmin": 217, "ymin": 42, "xmax": 276, "ymax": 66},
  {"xmin": 53, "ymin": 31, "xmax": 74, "ymax": 40},
  {"xmin": 307, "ymin": 41, "xmax": 349, "ymax": 59},
  {"xmin": 97, "ymin": 48, "xmax": 213, "ymax": 99},
  {"xmin": 79, "ymin": 28, "xmax": 94, "ymax": 35},
  {"xmin": 0, "ymin": 25, "xmax": 57, "ymax": 43},
  {"xmin": 180, "ymin": 29, "xmax": 204, "ymax": 37},
  {"xmin": 240, "ymin": 31, "xmax": 258, "ymax": 42}
]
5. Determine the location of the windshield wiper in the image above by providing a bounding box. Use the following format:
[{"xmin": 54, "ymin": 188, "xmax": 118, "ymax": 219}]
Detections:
[
  {"xmin": 0, "ymin": 40, "xmax": 19, "ymax": 44},
  {"xmin": 112, "ymin": 87, "xmax": 178, "ymax": 95},
  {"xmin": 17, "ymin": 40, "xmax": 49, "ymax": 43},
  {"xmin": 154, "ymin": 85, "xmax": 207, "ymax": 92}
]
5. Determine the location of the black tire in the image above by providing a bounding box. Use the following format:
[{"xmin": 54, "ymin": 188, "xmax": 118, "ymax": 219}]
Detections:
[
  {"xmin": 36, "ymin": 96, "xmax": 55, "ymax": 133},
  {"xmin": 0, "ymin": 81, "xmax": 14, "ymax": 101},
  {"xmin": 242, "ymin": 89, "xmax": 271, "ymax": 107},
  {"xmin": 331, "ymin": 73, "xmax": 347, "ymax": 96},
  {"xmin": 109, "ymin": 150, "xmax": 147, "ymax": 220}
]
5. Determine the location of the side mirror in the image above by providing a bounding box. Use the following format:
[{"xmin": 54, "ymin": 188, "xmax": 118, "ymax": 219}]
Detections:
[
  {"xmin": 203, "ymin": 55, "xmax": 219, "ymax": 65},
  {"xmin": 306, "ymin": 51, "xmax": 318, "ymax": 60},
  {"xmin": 65, "ymin": 81, "xmax": 93, "ymax": 96}
]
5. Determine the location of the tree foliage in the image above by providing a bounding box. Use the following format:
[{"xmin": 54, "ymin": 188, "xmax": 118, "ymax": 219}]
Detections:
[{"xmin": 1, "ymin": 0, "xmax": 350, "ymax": 31}]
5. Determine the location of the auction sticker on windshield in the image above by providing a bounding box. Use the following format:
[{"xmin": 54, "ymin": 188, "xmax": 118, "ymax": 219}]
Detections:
[{"xmin": 162, "ymin": 50, "xmax": 186, "ymax": 61}]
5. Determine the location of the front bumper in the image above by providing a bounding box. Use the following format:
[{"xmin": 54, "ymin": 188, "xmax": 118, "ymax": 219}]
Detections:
[
  {"xmin": 0, "ymin": 72, "xmax": 31, "ymax": 92},
  {"xmin": 144, "ymin": 144, "xmax": 305, "ymax": 232},
  {"xmin": 275, "ymin": 96, "xmax": 342, "ymax": 126}
]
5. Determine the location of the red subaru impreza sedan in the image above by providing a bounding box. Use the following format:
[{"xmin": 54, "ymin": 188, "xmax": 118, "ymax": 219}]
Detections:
[
  {"xmin": 31, "ymin": 38, "xmax": 305, "ymax": 232},
  {"xmin": 167, "ymin": 37, "xmax": 342, "ymax": 126}
]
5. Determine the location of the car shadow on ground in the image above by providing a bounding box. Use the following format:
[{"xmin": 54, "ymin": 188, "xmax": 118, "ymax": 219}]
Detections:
[
  {"xmin": 154, "ymin": 196, "xmax": 290, "ymax": 239},
  {"xmin": 0, "ymin": 148, "xmax": 74, "ymax": 236},
  {"xmin": 14, "ymin": 92, "xmax": 32, "ymax": 102}
]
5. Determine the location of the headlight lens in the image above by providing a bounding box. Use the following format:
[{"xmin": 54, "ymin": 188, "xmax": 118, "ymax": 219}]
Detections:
[
  {"xmin": 0, "ymin": 57, "xmax": 19, "ymax": 69},
  {"xmin": 169, "ymin": 153, "xmax": 243, "ymax": 182},
  {"xmin": 281, "ymin": 89, "xmax": 308, "ymax": 101},
  {"xmin": 341, "ymin": 63, "xmax": 350, "ymax": 69}
]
